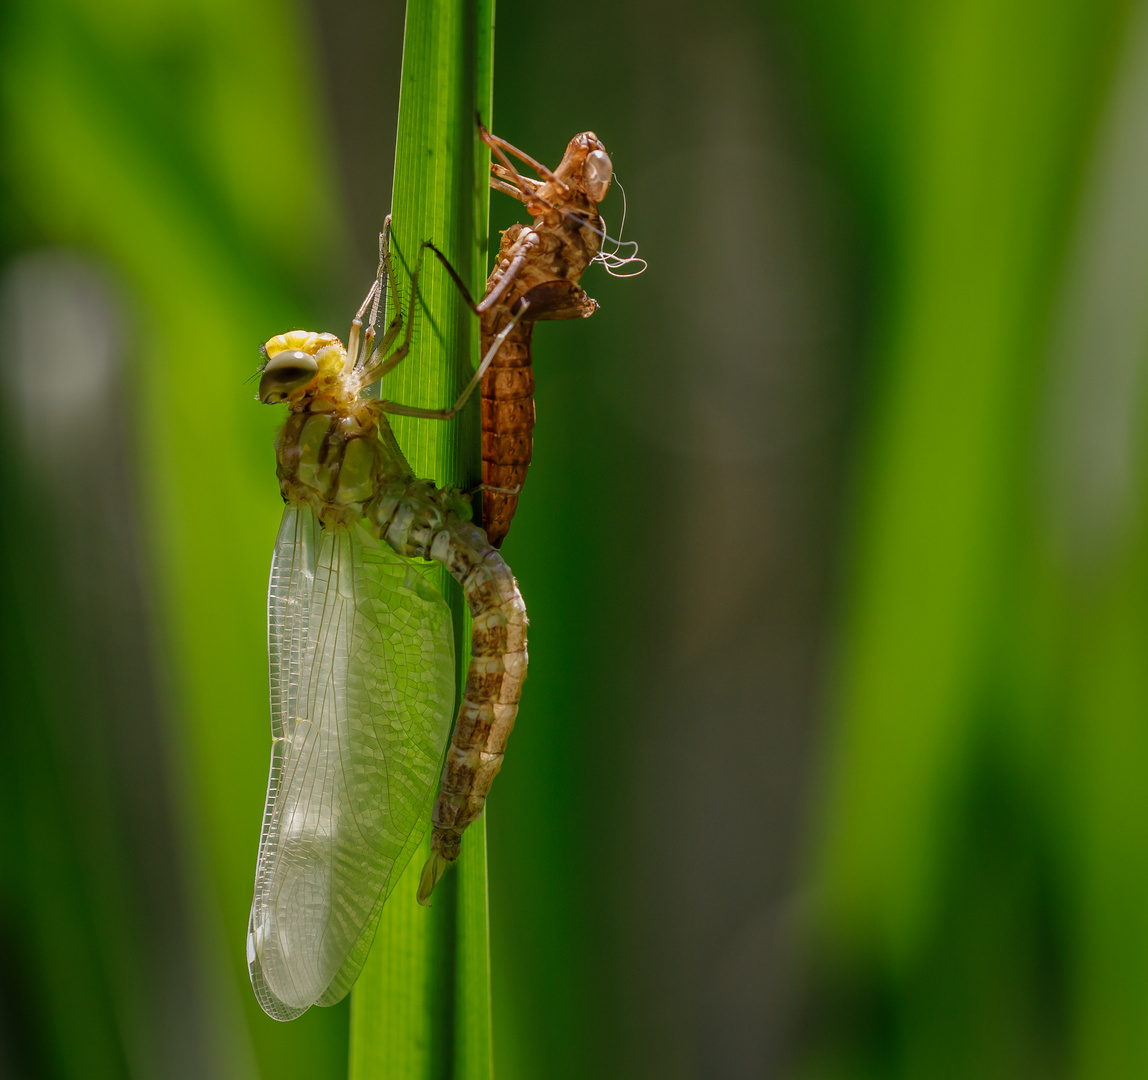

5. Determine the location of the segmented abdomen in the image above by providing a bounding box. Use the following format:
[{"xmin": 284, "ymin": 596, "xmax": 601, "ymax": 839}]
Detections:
[
  {"xmin": 480, "ymin": 309, "xmax": 535, "ymax": 548},
  {"xmin": 380, "ymin": 500, "xmax": 528, "ymax": 903}
]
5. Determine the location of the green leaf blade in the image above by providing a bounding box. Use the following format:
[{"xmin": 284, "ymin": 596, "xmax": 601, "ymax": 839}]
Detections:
[{"xmin": 349, "ymin": 0, "xmax": 494, "ymax": 1077}]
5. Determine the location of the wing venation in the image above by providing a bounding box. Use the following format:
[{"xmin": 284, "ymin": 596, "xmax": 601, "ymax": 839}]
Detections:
[{"xmin": 247, "ymin": 504, "xmax": 455, "ymax": 1021}]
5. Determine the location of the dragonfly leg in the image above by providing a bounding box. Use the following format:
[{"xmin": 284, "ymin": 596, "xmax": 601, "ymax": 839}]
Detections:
[
  {"xmin": 490, "ymin": 172, "xmax": 534, "ymax": 204},
  {"xmin": 480, "ymin": 123, "xmax": 561, "ymax": 186},
  {"xmin": 414, "ymin": 234, "xmax": 528, "ymax": 318},
  {"xmin": 354, "ymin": 220, "xmax": 406, "ymax": 379},
  {"xmin": 363, "ymin": 216, "xmax": 541, "ymax": 382},
  {"xmin": 345, "ymin": 222, "xmax": 393, "ymax": 374},
  {"xmin": 480, "ymin": 124, "xmax": 565, "ymax": 216},
  {"xmin": 363, "ymin": 222, "xmax": 395, "ymax": 363},
  {"xmin": 425, "ymin": 231, "xmax": 539, "ymax": 317},
  {"xmin": 362, "ymin": 229, "xmax": 532, "ymax": 417},
  {"xmin": 374, "ymin": 298, "xmax": 529, "ymax": 422},
  {"xmin": 357, "ymin": 230, "xmax": 439, "ymax": 386},
  {"xmin": 471, "ymin": 481, "xmax": 522, "ymax": 497}
]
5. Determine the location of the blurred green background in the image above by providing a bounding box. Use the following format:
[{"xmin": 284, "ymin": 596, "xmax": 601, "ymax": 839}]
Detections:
[{"xmin": 2, "ymin": 0, "xmax": 1147, "ymax": 1077}]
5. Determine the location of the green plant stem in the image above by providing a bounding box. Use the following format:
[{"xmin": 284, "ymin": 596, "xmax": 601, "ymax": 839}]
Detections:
[{"xmin": 348, "ymin": 1, "xmax": 494, "ymax": 1078}]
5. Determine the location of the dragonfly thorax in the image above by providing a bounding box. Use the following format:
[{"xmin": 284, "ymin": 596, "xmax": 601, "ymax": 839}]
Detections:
[
  {"xmin": 276, "ymin": 412, "xmax": 387, "ymax": 528},
  {"xmin": 264, "ymin": 329, "xmax": 400, "ymax": 527}
]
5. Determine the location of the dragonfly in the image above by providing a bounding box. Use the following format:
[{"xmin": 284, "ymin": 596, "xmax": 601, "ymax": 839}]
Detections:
[
  {"xmin": 247, "ymin": 223, "xmax": 528, "ymax": 1022},
  {"xmin": 421, "ymin": 127, "xmax": 644, "ymax": 546}
]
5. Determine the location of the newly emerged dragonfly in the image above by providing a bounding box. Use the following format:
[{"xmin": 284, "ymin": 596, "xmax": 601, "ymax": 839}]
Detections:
[
  {"xmin": 247, "ymin": 226, "xmax": 528, "ymax": 1021},
  {"xmin": 423, "ymin": 127, "xmax": 644, "ymax": 546}
]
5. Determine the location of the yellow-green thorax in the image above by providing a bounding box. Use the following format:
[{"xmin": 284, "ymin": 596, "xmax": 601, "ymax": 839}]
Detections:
[{"xmin": 263, "ymin": 330, "xmax": 389, "ymax": 525}]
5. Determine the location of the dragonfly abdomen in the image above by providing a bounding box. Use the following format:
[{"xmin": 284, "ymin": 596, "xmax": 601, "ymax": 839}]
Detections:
[
  {"xmin": 370, "ymin": 486, "xmax": 528, "ymax": 904},
  {"xmin": 416, "ymin": 515, "xmax": 528, "ymax": 903}
]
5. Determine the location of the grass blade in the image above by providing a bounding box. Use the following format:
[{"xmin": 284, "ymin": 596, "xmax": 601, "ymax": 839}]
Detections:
[{"xmin": 349, "ymin": 0, "xmax": 494, "ymax": 1077}]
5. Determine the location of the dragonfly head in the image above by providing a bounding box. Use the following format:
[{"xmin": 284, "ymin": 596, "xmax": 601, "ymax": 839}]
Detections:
[{"xmin": 259, "ymin": 331, "xmax": 348, "ymax": 409}]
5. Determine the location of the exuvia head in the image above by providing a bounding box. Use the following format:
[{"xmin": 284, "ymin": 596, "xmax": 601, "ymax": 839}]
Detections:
[{"xmin": 551, "ymin": 131, "xmax": 612, "ymax": 207}]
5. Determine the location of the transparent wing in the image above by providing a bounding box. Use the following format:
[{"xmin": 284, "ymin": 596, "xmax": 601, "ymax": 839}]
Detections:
[{"xmin": 247, "ymin": 503, "xmax": 456, "ymax": 1021}]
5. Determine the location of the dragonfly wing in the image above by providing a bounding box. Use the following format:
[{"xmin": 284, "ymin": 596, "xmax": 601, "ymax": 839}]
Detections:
[{"xmin": 248, "ymin": 504, "xmax": 456, "ymax": 1021}]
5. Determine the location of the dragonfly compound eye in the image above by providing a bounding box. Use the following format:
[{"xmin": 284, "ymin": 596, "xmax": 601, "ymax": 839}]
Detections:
[
  {"xmin": 582, "ymin": 149, "xmax": 612, "ymax": 202},
  {"xmin": 259, "ymin": 349, "xmax": 319, "ymax": 403}
]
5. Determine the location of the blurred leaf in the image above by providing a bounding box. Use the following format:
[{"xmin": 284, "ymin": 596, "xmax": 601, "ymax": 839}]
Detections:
[
  {"xmin": 0, "ymin": 0, "xmax": 354, "ymax": 1075},
  {"xmin": 793, "ymin": 0, "xmax": 1138, "ymax": 1076}
]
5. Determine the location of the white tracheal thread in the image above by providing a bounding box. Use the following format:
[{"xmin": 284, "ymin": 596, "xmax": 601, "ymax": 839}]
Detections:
[{"xmin": 591, "ymin": 177, "xmax": 648, "ymax": 278}]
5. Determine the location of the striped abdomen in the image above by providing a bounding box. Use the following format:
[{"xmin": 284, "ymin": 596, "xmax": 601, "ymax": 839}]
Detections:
[
  {"xmin": 480, "ymin": 306, "xmax": 535, "ymax": 548},
  {"xmin": 385, "ymin": 511, "xmax": 528, "ymax": 903},
  {"xmin": 429, "ymin": 516, "xmax": 527, "ymax": 885}
]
